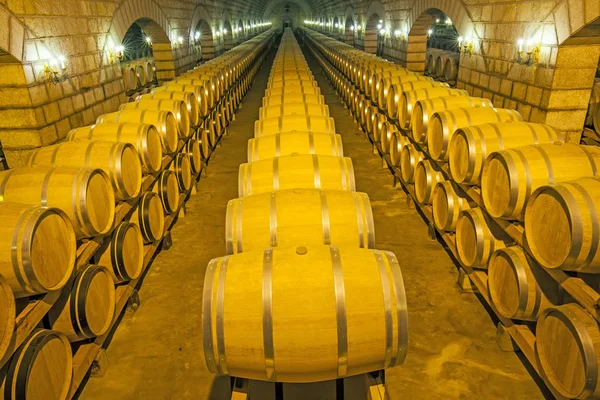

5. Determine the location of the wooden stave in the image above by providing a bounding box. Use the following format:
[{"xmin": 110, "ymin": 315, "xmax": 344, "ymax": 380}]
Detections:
[
  {"xmin": 414, "ymin": 160, "xmax": 445, "ymax": 205},
  {"xmin": 185, "ymin": 138, "xmax": 203, "ymax": 174},
  {"xmin": 482, "ymin": 143, "xmax": 600, "ymax": 220},
  {"xmin": 196, "ymin": 128, "xmax": 211, "ymax": 160},
  {"xmin": 131, "ymin": 192, "xmax": 165, "ymax": 244},
  {"xmin": 0, "ymin": 166, "xmax": 115, "ymax": 239},
  {"xmin": 173, "ymin": 153, "xmax": 193, "ymax": 192},
  {"xmin": 247, "ymin": 132, "xmax": 344, "ymax": 162},
  {"xmin": 386, "ymin": 81, "xmax": 448, "ymax": 120},
  {"xmin": 427, "ymin": 107, "xmax": 523, "ymax": 161},
  {"xmin": 154, "ymin": 83, "xmax": 209, "ymax": 118},
  {"xmin": 66, "ymin": 122, "xmax": 163, "ymax": 174},
  {"xmin": 254, "ymin": 116, "xmax": 336, "ymax": 137},
  {"xmin": 448, "ymin": 122, "xmax": 562, "ymax": 185},
  {"xmin": 175, "ymin": 78, "xmax": 217, "ymax": 107},
  {"xmin": 432, "ymin": 181, "xmax": 473, "ymax": 232},
  {"xmin": 389, "ymin": 131, "xmax": 410, "ymax": 167},
  {"xmin": 258, "ymin": 103, "xmax": 330, "ymax": 120},
  {"xmin": 455, "ymin": 208, "xmax": 507, "ymax": 268},
  {"xmin": 380, "ymin": 121, "xmax": 398, "ymax": 154},
  {"xmin": 201, "ymin": 245, "xmax": 408, "ymax": 383},
  {"xmin": 99, "ymin": 221, "xmax": 144, "ymax": 283},
  {"xmin": 399, "ymin": 88, "xmax": 469, "ymax": 131},
  {"xmin": 399, "ymin": 143, "xmax": 425, "ymax": 184},
  {"xmin": 122, "ymin": 65, "xmax": 138, "ymax": 91},
  {"xmin": 376, "ymin": 73, "xmax": 429, "ymax": 111},
  {"xmin": 371, "ymin": 111, "xmax": 387, "ymax": 144},
  {"xmin": 144, "ymin": 91, "xmax": 200, "ymax": 127},
  {"xmin": 238, "ymin": 154, "xmax": 356, "ymax": 197},
  {"xmin": 26, "ymin": 139, "xmax": 143, "ymax": 201},
  {"xmin": 153, "ymin": 170, "xmax": 180, "ymax": 215},
  {"xmin": 225, "ymin": 189, "xmax": 375, "ymax": 254},
  {"xmin": 0, "ymin": 276, "xmax": 15, "ymax": 363},
  {"xmin": 120, "ymin": 99, "xmax": 191, "ymax": 139},
  {"xmin": 47, "ymin": 265, "xmax": 115, "ymax": 341}
]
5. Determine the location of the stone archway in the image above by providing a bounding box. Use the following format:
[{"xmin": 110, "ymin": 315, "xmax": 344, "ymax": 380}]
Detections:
[
  {"xmin": 194, "ymin": 19, "xmax": 214, "ymax": 62},
  {"xmin": 406, "ymin": 11, "xmax": 436, "ymax": 72},
  {"xmin": 345, "ymin": 17, "xmax": 355, "ymax": 46},
  {"xmin": 365, "ymin": 13, "xmax": 381, "ymax": 54},
  {"xmin": 223, "ymin": 20, "xmax": 234, "ymax": 51}
]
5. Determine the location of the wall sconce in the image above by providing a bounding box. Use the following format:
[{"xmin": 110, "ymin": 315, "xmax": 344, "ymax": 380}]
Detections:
[
  {"xmin": 145, "ymin": 37, "xmax": 152, "ymax": 47},
  {"xmin": 377, "ymin": 23, "xmax": 383, "ymax": 30},
  {"xmin": 517, "ymin": 38, "xmax": 541, "ymax": 65},
  {"xmin": 194, "ymin": 31, "xmax": 201, "ymax": 44},
  {"xmin": 44, "ymin": 56, "xmax": 68, "ymax": 84},
  {"xmin": 108, "ymin": 45, "xmax": 124, "ymax": 64},
  {"xmin": 222, "ymin": 29, "xmax": 227, "ymax": 35},
  {"xmin": 379, "ymin": 28, "xmax": 387, "ymax": 36},
  {"xmin": 458, "ymin": 36, "xmax": 473, "ymax": 56},
  {"xmin": 394, "ymin": 29, "xmax": 407, "ymax": 40},
  {"xmin": 173, "ymin": 36, "xmax": 184, "ymax": 49},
  {"xmin": 427, "ymin": 29, "xmax": 433, "ymax": 39},
  {"xmin": 446, "ymin": 18, "xmax": 452, "ymax": 25},
  {"xmin": 435, "ymin": 18, "xmax": 440, "ymax": 23}
]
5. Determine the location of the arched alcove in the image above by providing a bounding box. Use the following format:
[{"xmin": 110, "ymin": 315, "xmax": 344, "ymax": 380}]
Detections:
[
  {"xmin": 344, "ymin": 17, "xmax": 355, "ymax": 46},
  {"xmin": 237, "ymin": 20, "xmax": 244, "ymax": 43},
  {"xmin": 223, "ymin": 20, "xmax": 234, "ymax": 51},
  {"xmin": 122, "ymin": 22, "xmax": 154, "ymax": 62},
  {"xmin": 193, "ymin": 19, "xmax": 214, "ymax": 62},
  {"xmin": 365, "ymin": 14, "xmax": 381, "ymax": 54}
]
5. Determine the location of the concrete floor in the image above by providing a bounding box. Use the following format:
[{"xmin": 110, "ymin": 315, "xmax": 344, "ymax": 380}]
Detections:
[{"xmin": 80, "ymin": 43, "xmax": 548, "ymax": 400}]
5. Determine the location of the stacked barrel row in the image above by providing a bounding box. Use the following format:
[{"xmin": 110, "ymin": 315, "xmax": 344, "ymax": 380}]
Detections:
[
  {"xmin": 123, "ymin": 58, "xmax": 157, "ymax": 92},
  {"xmin": 303, "ymin": 27, "xmax": 600, "ymax": 400},
  {"xmin": 424, "ymin": 48, "xmax": 459, "ymax": 84},
  {"xmin": 202, "ymin": 28, "xmax": 408, "ymax": 384},
  {"xmin": 0, "ymin": 30, "xmax": 276, "ymax": 400}
]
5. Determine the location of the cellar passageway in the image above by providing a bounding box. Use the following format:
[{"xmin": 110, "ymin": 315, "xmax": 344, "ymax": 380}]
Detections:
[{"xmin": 80, "ymin": 40, "xmax": 545, "ymax": 400}]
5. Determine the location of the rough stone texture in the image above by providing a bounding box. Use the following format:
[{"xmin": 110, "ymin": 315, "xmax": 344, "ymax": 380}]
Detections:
[{"xmin": 79, "ymin": 41, "xmax": 547, "ymax": 400}]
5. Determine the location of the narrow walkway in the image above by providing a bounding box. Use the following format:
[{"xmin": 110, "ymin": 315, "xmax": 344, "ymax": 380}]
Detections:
[{"xmin": 81, "ymin": 42, "xmax": 546, "ymax": 400}]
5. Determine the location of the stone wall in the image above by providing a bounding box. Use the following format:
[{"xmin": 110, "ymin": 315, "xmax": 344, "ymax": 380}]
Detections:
[
  {"xmin": 309, "ymin": 0, "xmax": 600, "ymax": 143},
  {"xmin": 0, "ymin": 0, "xmax": 270, "ymax": 167}
]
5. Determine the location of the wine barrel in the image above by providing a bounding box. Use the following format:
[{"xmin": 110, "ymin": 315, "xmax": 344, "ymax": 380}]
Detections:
[
  {"xmin": 0, "ymin": 203, "xmax": 76, "ymax": 298},
  {"xmin": 449, "ymin": 122, "xmax": 561, "ymax": 185},
  {"xmin": 247, "ymin": 132, "xmax": 343, "ymax": 162},
  {"xmin": 136, "ymin": 63, "xmax": 147, "ymax": 86},
  {"xmin": 153, "ymin": 170, "xmax": 180, "ymax": 215},
  {"xmin": 97, "ymin": 110, "xmax": 179, "ymax": 154},
  {"xmin": 267, "ymin": 79, "xmax": 318, "ymax": 90},
  {"xmin": 443, "ymin": 54, "xmax": 460, "ymax": 82},
  {"xmin": 432, "ymin": 181, "xmax": 473, "ymax": 232},
  {"xmin": 47, "ymin": 264, "xmax": 115, "ymax": 341},
  {"xmin": 26, "ymin": 139, "xmax": 142, "ymax": 201},
  {"xmin": 131, "ymin": 192, "xmax": 165, "ymax": 244},
  {"xmin": 255, "ymin": 116, "xmax": 336, "ymax": 137},
  {"xmin": 264, "ymin": 86, "xmax": 322, "ymax": 96},
  {"xmin": 428, "ymin": 108, "xmax": 523, "ymax": 161},
  {"xmin": 3, "ymin": 329, "xmax": 72, "ymax": 400},
  {"xmin": 173, "ymin": 153, "xmax": 192, "ymax": 192},
  {"xmin": 488, "ymin": 246, "xmax": 552, "ymax": 321},
  {"xmin": 376, "ymin": 74, "xmax": 431, "ymax": 110},
  {"xmin": 482, "ymin": 143, "xmax": 600, "ymax": 220},
  {"xmin": 120, "ymin": 99, "xmax": 190, "ymax": 139},
  {"xmin": 259, "ymin": 103, "xmax": 330, "ymax": 120},
  {"xmin": 226, "ymin": 189, "xmax": 375, "ymax": 254},
  {"xmin": 185, "ymin": 138, "xmax": 203, "ymax": 174},
  {"xmin": 262, "ymin": 94, "xmax": 325, "ymax": 107},
  {"xmin": 154, "ymin": 83, "xmax": 208, "ymax": 117},
  {"xmin": 99, "ymin": 222, "xmax": 144, "ymax": 283},
  {"xmin": 389, "ymin": 131, "xmax": 410, "ymax": 167},
  {"xmin": 387, "ymin": 81, "xmax": 449, "ymax": 120},
  {"xmin": 524, "ymin": 176, "xmax": 600, "ymax": 272},
  {"xmin": 535, "ymin": 304, "xmax": 600, "ymax": 399},
  {"xmin": 144, "ymin": 91, "xmax": 200, "ymax": 127},
  {"xmin": 399, "ymin": 88, "xmax": 469, "ymax": 130},
  {"xmin": 455, "ymin": 208, "xmax": 507, "ymax": 268},
  {"xmin": 411, "ymin": 97, "xmax": 494, "ymax": 144},
  {"xmin": 238, "ymin": 154, "xmax": 356, "ymax": 197},
  {"xmin": 399, "ymin": 144, "xmax": 425, "ymax": 183},
  {"xmin": 66, "ymin": 123, "xmax": 163, "ymax": 174},
  {"xmin": 0, "ymin": 166, "xmax": 115, "ymax": 239},
  {"xmin": 268, "ymin": 71, "xmax": 314, "ymax": 81},
  {"xmin": 175, "ymin": 78, "xmax": 216, "ymax": 106},
  {"xmin": 414, "ymin": 160, "xmax": 445, "ymax": 205},
  {"xmin": 202, "ymin": 245, "xmax": 408, "ymax": 382},
  {"xmin": 122, "ymin": 64, "xmax": 138, "ymax": 91},
  {"xmin": 380, "ymin": 121, "xmax": 398, "ymax": 154},
  {"xmin": 371, "ymin": 112, "xmax": 387, "ymax": 144},
  {"xmin": 145, "ymin": 60, "xmax": 155, "ymax": 82},
  {"xmin": 196, "ymin": 128, "xmax": 210, "ymax": 160},
  {"xmin": 0, "ymin": 276, "xmax": 15, "ymax": 362}
]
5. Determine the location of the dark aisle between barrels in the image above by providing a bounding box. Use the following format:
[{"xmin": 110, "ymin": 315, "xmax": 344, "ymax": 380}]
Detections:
[{"xmin": 80, "ymin": 37, "xmax": 545, "ymax": 400}]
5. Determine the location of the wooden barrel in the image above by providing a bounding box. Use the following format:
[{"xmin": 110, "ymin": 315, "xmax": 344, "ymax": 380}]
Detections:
[
  {"xmin": 376, "ymin": 74, "xmax": 430, "ymax": 111},
  {"xmin": 427, "ymin": 108, "xmax": 523, "ymax": 161},
  {"xmin": 66, "ymin": 123, "xmax": 163, "ymax": 174},
  {"xmin": 399, "ymin": 144, "xmax": 425, "ymax": 184},
  {"xmin": 0, "ymin": 166, "xmax": 115, "ymax": 239},
  {"xmin": 99, "ymin": 221, "xmax": 144, "ymax": 283},
  {"xmin": 47, "ymin": 265, "xmax": 115, "ymax": 341},
  {"xmin": 262, "ymin": 94, "xmax": 325, "ymax": 107},
  {"xmin": 120, "ymin": 99, "xmax": 190, "ymax": 139},
  {"xmin": 387, "ymin": 81, "xmax": 448, "ymax": 120},
  {"xmin": 455, "ymin": 208, "xmax": 507, "ymax": 268},
  {"xmin": 414, "ymin": 160, "xmax": 445, "ymax": 205},
  {"xmin": 238, "ymin": 154, "xmax": 356, "ymax": 197},
  {"xmin": 426, "ymin": 51, "xmax": 439, "ymax": 75},
  {"xmin": 448, "ymin": 122, "xmax": 562, "ymax": 185},
  {"xmin": 226, "ymin": 189, "xmax": 374, "ymax": 254},
  {"xmin": 196, "ymin": 128, "xmax": 210, "ymax": 160},
  {"xmin": 389, "ymin": 131, "xmax": 410, "ymax": 167},
  {"xmin": 122, "ymin": 65, "xmax": 138, "ymax": 91},
  {"xmin": 153, "ymin": 170, "xmax": 180, "ymax": 215},
  {"xmin": 175, "ymin": 78, "xmax": 216, "ymax": 106},
  {"xmin": 247, "ymin": 132, "xmax": 343, "ymax": 162},
  {"xmin": 185, "ymin": 138, "xmax": 203, "ymax": 174},
  {"xmin": 482, "ymin": 143, "xmax": 600, "ymax": 220},
  {"xmin": 371, "ymin": 112, "xmax": 387, "ymax": 144},
  {"xmin": 411, "ymin": 97, "xmax": 494, "ymax": 144},
  {"xmin": 145, "ymin": 60, "xmax": 155, "ymax": 82},
  {"xmin": 264, "ymin": 86, "xmax": 322, "ymax": 96},
  {"xmin": 97, "ymin": 110, "xmax": 179, "ymax": 154},
  {"xmin": 0, "ymin": 276, "xmax": 15, "ymax": 362},
  {"xmin": 26, "ymin": 139, "xmax": 142, "ymax": 201},
  {"xmin": 535, "ymin": 304, "xmax": 600, "ymax": 399},
  {"xmin": 443, "ymin": 54, "xmax": 460, "ymax": 82},
  {"xmin": 524, "ymin": 176, "xmax": 600, "ymax": 272},
  {"xmin": 255, "ymin": 116, "xmax": 336, "ymax": 137},
  {"xmin": 0, "ymin": 203, "xmax": 75, "ymax": 298},
  {"xmin": 202, "ymin": 245, "xmax": 408, "ymax": 382},
  {"xmin": 136, "ymin": 63, "xmax": 147, "ymax": 86},
  {"xmin": 399, "ymin": 88, "xmax": 468, "ymax": 130},
  {"xmin": 380, "ymin": 121, "xmax": 398, "ymax": 154},
  {"xmin": 145, "ymin": 91, "xmax": 200, "ymax": 127},
  {"xmin": 267, "ymin": 79, "xmax": 318, "ymax": 90},
  {"xmin": 432, "ymin": 181, "xmax": 473, "ymax": 232},
  {"xmin": 268, "ymin": 71, "xmax": 314, "ymax": 81},
  {"xmin": 173, "ymin": 153, "xmax": 192, "ymax": 192},
  {"xmin": 154, "ymin": 83, "xmax": 208, "ymax": 117},
  {"xmin": 488, "ymin": 246, "xmax": 552, "ymax": 321},
  {"xmin": 131, "ymin": 192, "xmax": 165, "ymax": 244},
  {"xmin": 3, "ymin": 329, "xmax": 72, "ymax": 400},
  {"xmin": 259, "ymin": 104, "xmax": 330, "ymax": 120}
]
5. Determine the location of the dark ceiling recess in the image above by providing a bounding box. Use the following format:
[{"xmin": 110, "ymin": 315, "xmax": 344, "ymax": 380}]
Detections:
[{"xmin": 122, "ymin": 22, "xmax": 154, "ymax": 62}]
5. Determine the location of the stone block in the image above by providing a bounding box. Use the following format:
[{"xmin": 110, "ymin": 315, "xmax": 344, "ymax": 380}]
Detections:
[
  {"xmin": 72, "ymin": 94, "xmax": 85, "ymax": 111},
  {"xmin": 55, "ymin": 118, "xmax": 71, "ymax": 139},
  {"xmin": 489, "ymin": 76, "xmax": 501, "ymax": 93},
  {"xmin": 58, "ymin": 97, "xmax": 74, "ymax": 117},
  {"xmin": 0, "ymin": 87, "xmax": 32, "ymax": 108},
  {"xmin": 556, "ymin": 46, "xmax": 600, "ymax": 69},
  {"xmin": 493, "ymin": 94, "xmax": 505, "ymax": 108},
  {"xmin": 545, "ymin": 109, "xmax": 587, "ymax": 131},
  {"xmin": 535, "ymin": 67, "xmax": 555, "ymax": 88},
  {"xmin": 82, "ymin": 108, "xmax": 95, "ymax": 125},
  {"xmin": 0, "ymin": 129, "xmax": 42, "ymax": 149},
  {"xmin": 0, "ymin": 64, "xmax": 27, "ymax": 86},
  {"xmin": 500, "ymin": 79, "xmax": 513, "ymax": 97},
  {"xmin": 552, "ymin": 68, "xmax": 596, "ymax": 89},
  {"xmin": 525, "ymin": 86, "xmax": 543, "ymax": 106},
  {"xmin": 547, "ymin": 89, "xmax": 594, "ymax": 109},
  {"xmin": 512, "ymin": 82, "xmax": 527, "ymax": 101},
  {"xmin": 38, "ymin": 124, "xmax": 58, "ymax": 146},
  {"xmin": 517, "ymin": 102, "xmax": 532, "ymax": 120}
]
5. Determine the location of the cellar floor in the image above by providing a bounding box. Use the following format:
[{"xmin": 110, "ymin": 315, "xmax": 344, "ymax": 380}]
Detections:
[{"xmin": 79, "ymin": 45, "xmax": 547, "ymax": 400}]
